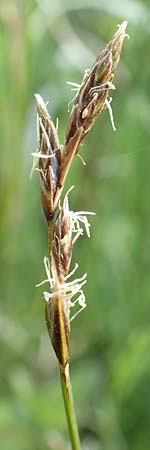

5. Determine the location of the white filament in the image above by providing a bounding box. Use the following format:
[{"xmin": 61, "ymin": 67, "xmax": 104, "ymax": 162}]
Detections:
[{"xmin": 105, "ymin": 97, "xmax": 116, "ymax": 132}]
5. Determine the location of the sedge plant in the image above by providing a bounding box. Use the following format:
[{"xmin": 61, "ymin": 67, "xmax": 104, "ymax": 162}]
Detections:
[{"xmin": 32, "ymin": 22, "xmax": 128, "ymax": 450}]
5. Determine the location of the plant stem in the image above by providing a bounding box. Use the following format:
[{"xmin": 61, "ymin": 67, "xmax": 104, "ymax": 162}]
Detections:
[{"xmin": 59, "ymin": 363, "xmax": 81, "ymax": 450}]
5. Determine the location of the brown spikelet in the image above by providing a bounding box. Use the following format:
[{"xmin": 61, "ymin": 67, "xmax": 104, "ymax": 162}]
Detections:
[
  {"xmin": 54, "ymin": 21, "xmax": 128, "ymax": 205},
  {"xmin": 64, "ymin": 51, "xmax": 113, "ymax": 149},
  {"xmin": 45, "ymin": 294, "xmax": 70, "ymax": 367},
  {"xmin": 34, "ymin": 94, "xmax": 61, "ymax": 220},
  {"xmin": 45, "ymin": 194, "xmax": 73, "ymax": 366}
]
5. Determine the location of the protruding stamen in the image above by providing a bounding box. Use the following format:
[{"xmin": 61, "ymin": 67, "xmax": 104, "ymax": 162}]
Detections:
[
  {"xmin": 90, "ymin": 81, "xmax": 115, "ymax": 94},
  {"xmin": 77, "ymin": 154, "xmax": 86, "ymax": 166},
  {"xmin": 70, "ymin": 292, "xmax": 86, "ymax": 322},
  {"xmin": 44, "ymin": 256, "xmax": 54, "ymax": 289},
  {"xmin": 70, "ymin": 211, "xmax": 96, "ymax": 238},
  {"xmin": 64, "ymin": 263, "xmax": 79, "ymax": 281},
  {"xmin": 66, "ymin": 81, "xmax": 81, "ymax": 91},
  {"xmin": 35, "ymin": 278, "xmax": 49, "ymax": 287},
  {"xmin": 105, "ymin": 97, "xmax": 116, "ymax": 132},
  {"xmin": 31, "ymin": 152, "xmax": 56, "ymax": 159}
]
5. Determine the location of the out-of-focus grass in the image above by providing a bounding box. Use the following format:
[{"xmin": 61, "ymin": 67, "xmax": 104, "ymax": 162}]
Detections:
[{"xmin": 0, "ymin": 1, "xmax": 150, "ymax": 449}]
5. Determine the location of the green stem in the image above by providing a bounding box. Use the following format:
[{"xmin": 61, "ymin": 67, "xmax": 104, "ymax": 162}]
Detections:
[{"xmin": 59, "ymin": 363, "xmax": 81, "ymax": 450}]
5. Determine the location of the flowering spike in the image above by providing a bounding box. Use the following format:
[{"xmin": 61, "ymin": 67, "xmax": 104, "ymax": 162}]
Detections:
[{"xmin": 33, "ymin": 22, "xmax": 128, "ymax": 368}]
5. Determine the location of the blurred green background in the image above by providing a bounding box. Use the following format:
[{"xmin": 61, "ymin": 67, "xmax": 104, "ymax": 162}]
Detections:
[{"xmin": 0, "ymin": 1, "xmax": 150, "ymax": 449}]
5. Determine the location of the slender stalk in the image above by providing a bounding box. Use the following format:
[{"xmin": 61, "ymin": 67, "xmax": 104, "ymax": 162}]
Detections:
[{"xmin": 59, "ymin": 363, "xmax": 81, "ymax": 450}]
